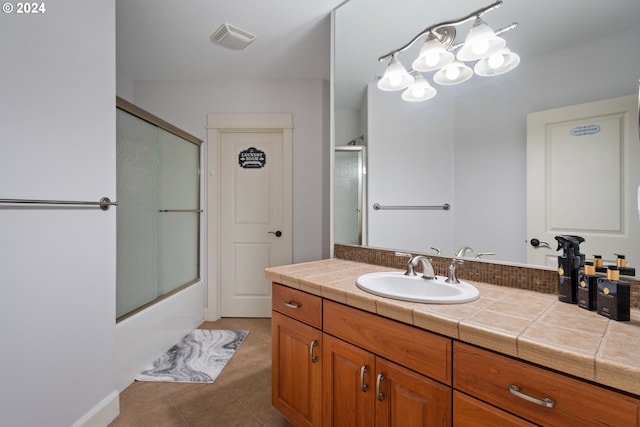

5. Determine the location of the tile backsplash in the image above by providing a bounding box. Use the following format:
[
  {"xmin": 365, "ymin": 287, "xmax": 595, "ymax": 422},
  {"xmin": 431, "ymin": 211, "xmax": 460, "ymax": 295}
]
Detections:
[{"xmin": 334, "ymin": 244, "xmax": 640, "ymax": 310}]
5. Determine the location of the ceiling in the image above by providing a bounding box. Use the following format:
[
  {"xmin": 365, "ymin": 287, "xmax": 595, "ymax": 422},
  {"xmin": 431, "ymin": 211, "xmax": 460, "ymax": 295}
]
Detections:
[
  {"xmin": 117, "ymin": 0, "xmax": 640, "ymax": 106},
  {"xmin": 116, "ymin": 0, "xmax": 346, "ymax": 83}
]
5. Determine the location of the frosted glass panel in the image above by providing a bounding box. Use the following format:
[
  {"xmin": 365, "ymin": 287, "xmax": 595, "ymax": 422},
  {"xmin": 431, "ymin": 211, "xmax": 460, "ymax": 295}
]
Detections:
[
  {"xmin": 116, "ymin": 109, "xmax": 159, "ymax": 317},
  {"xmin": 116, "ymin": 108, "xmax": 201, "ymax": 319},
  {"xmin": 158, "ymin": 129, "xmax": 200, "ymax": 294},
  {"xmin": 335, "ymin": 149, "xmax": 363, "ymax": 245}
]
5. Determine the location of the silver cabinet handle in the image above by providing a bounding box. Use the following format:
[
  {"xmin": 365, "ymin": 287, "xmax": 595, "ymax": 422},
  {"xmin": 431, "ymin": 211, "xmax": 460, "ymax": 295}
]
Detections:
[
  {"xmin": 508, "ymin": 385, "xmax": 555, "ymax": 408},
  {"xmin": 309, "ymin": 340, "xmax": 318, "ymax": 363},
  {"xmin": 284, "ymin": 300, "xmax": 300, "ymax": 309},
  {"xmin": 376, "ymin": 373, "xmax": 385, "ymax": 401},
  {"xmin": 360, "ymin": 365, "xmax": 369, "ymax": 392}
]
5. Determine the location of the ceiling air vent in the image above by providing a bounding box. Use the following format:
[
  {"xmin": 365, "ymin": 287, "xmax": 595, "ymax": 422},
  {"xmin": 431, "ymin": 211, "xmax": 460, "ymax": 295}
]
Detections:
[{"xmin": 210, "ymin": 23, "xmax": 256, "ymax": 50}]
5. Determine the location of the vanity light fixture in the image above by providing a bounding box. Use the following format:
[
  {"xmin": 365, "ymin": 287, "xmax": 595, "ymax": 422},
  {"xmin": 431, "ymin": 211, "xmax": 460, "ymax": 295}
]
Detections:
[{"xmin": 377, "ymin": 0, "xmax": 519, "ymax": 102}]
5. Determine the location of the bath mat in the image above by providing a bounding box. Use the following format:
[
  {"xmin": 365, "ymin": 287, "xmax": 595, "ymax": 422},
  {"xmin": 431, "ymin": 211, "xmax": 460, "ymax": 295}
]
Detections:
[{"xmin": 136, "ymin": 329, "xmax": 249, "ymax": 383}]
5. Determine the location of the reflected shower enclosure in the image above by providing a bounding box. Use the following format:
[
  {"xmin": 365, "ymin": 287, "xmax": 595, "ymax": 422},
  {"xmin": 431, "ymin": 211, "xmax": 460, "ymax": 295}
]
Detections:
[
  {"xmin": 116, "ymin": 98, "xmax": 202, "ymax": 320},
  {"xmin": 334, "ymin": 146, "xmax": 366, "ymax": 245}
]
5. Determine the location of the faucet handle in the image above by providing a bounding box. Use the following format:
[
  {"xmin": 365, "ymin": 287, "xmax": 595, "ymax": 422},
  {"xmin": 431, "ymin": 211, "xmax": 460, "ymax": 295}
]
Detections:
[
  {"xmin": 395, "ymin": 252, "xmax": 416, "ymax": 276},
  {"xmin": 476, "ymin": 252, "xmax": 495, "ymax": 259},
  {"xmin": 395, "ymin": 252, "xmax": 413, "ymax": 260}
]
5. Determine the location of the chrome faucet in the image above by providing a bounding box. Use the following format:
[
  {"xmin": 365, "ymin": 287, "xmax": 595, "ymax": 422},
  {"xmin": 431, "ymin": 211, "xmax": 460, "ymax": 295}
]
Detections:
[
  {"xmin": 455, "ymin": 246, "xmax": 474, "ymax": 257},
  {"xmin": 446, "ymin": 259, "xmax": 464, "ymax": 283},
  {"xmin": 395, "ymin": 252, "xmax": 436, "ymax": 279},
  {"xmin": 410, "ymin": 255, "xmax": 436, "ymax": 279}
]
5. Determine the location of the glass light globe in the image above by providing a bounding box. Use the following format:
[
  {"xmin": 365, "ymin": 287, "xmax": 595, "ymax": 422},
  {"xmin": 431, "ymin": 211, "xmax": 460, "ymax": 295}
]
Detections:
[
  {"xmin": 389, "ymin": 73, "xmax": 403, "ymax": 87},
  {"xmin": 434, "ymin": 61, "xmax": 473, "ymax": 85},
  {"xmin": 488, "ymin": 52, "xmax": 505, "ymax": 69},
  {"xmin": 456, "ymin": 18, "xmax": 506, "ymax": 61},
  {"xmin": 472, "ymin": 39, "xmax": 490, "ymax": 56},
  {"xmin": 412, "ymin": 85, "xmax": 426, "ymax": 98},
  {"xmin": 446, "ymin": 66, "xmax": 461, "ymax": 81},
  {"xmin": 377, "ymin": 57, "xmax": 414, "ymax": 91},
  {"xmin": 401, "ymin": 74, "xmax": 436, "ymax": 102}
]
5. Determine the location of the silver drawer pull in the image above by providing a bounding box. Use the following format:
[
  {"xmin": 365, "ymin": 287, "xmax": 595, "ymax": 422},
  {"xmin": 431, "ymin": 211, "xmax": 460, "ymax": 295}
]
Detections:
[
  {"xmin": 360, "ymin": 365, "xmax": 369, "ymax": 392},
  {"xmin": 309, "ymin": 340, "xmax": 318, "ymax": 363},
  {"xmin": 284, "ymin": 300, "xmax": 300, "ymax": 309},
  {"xmin": 508, "ymin": 385, "xmax": 556, "ymax": 408},
  {"xmin": 376, "ymin": 373, "xmax": 385, "ymax": 401}
]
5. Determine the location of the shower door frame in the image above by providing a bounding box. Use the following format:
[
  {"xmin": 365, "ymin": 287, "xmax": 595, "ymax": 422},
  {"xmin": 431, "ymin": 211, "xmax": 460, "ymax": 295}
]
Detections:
[{"xmin": 115, "ymin": 96, "xmax": 203, "ymax": 322}]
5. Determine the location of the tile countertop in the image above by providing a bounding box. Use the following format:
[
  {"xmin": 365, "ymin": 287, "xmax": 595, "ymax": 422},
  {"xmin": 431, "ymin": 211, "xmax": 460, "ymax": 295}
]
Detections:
[{"xmin": 266, "ymin": 258, "xmax": 640, "ymax": 397}]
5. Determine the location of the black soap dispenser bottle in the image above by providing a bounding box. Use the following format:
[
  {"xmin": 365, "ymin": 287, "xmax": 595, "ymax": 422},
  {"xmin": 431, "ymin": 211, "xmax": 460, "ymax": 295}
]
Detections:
[
  {"xmin": 577, "ymin": 261, "xmax": 598, "ymax": 310},
  {"xmin": 597, "ymin": 266, "xmax": 631, "ymax": 321},
  {"xmin": 555, "ymin": 235, "xmax": 585, "ymax": 304}
]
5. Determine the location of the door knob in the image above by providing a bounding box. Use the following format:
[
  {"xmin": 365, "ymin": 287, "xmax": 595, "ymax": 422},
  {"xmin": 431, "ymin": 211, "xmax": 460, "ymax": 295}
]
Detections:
[
  {"xmin": 530, "ymin": 238, "xmax": 551, "ymax": 249},
  {"xmin": 268, "ymin": 230, "xmax": 282, "ymax": 237}
]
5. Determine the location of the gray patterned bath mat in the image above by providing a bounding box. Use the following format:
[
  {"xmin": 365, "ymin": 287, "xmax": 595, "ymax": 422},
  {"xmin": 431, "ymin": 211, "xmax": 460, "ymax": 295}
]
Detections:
[{"xmin": 136, "ymin": 329, "xmax": 249, "ymax": 383}]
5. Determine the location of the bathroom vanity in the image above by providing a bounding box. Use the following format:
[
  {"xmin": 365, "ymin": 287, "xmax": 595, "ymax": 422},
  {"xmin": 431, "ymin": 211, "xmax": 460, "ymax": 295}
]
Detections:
[{"xmin": 268, "ymin": 258, "xmax": 640, "ymax": 427}]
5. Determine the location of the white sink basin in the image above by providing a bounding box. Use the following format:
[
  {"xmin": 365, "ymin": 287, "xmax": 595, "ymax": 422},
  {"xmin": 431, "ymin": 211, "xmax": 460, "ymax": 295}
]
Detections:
[{"xmin": 356, "ymin": 272, "xmax": 479, "ymax": 304}]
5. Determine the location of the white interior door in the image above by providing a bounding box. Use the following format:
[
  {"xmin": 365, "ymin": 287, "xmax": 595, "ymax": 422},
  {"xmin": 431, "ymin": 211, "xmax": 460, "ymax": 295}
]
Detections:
[
  {"xmin": 207, "ymin": 114, "xmax": 293, "ymax": 318},
  {"xmin": 527, "ymin": 94, "xmax": 639, "ymax": 268}
]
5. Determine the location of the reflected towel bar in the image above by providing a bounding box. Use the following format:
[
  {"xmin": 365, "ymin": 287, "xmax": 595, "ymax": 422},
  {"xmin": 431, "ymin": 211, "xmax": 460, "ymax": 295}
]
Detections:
[
  {"xmin": 158, "ymin": 209, "xmax": 203, "ymax": 213},
  {"xmin": 373, "ymin": 203, "xmax": 450, "ymax": 211},
  {"xmin": 0, "ymin": 197, "xmax": 117, "ymax": 211}
]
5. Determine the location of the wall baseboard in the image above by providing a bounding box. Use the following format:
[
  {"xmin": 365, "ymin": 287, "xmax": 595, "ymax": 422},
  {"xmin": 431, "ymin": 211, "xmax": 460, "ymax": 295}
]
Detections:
[{"xmin": 71, "ymin": 390, "xmax": 119, "ymax": 427}]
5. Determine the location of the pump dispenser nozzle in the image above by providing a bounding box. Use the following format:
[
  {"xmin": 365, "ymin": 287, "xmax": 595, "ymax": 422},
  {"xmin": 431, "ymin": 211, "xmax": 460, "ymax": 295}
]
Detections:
[{"xmin": 555, "ymin": 235, "xmax": 585, "ymax": 267}]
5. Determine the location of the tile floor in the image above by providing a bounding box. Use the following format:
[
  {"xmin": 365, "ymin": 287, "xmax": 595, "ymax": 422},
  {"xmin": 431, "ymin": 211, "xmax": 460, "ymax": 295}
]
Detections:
[{"xmin": 109, "ymin": 318, "xmax": 294, "ymax": 427}]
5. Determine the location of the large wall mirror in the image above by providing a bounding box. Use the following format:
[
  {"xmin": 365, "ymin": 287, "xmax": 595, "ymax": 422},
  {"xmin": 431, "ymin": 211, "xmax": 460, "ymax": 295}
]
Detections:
[{"xmin": 334, "ymin": 0, "xmax": 640, "ymax": 275}]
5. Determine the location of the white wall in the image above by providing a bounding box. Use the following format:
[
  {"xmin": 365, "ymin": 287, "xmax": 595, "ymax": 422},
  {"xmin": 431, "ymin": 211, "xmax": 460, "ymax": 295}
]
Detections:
[
  {"xmin": 0, "ymin": 1, "xmax": 119, "ymax": 426},
  {"xmin": 367, "ymin": 84, "xmax": 456, "ymax": 254},
  {"xmin": 131, "ymin": 79, "xmax": 331, "ymax": 262},
  {"xmin": 336, "ymin": 108, "xmax": 362, "ymax": 146}
]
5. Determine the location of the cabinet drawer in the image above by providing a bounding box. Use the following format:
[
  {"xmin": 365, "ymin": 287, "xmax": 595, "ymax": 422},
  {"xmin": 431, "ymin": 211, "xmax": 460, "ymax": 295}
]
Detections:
[
  {"xmin": 453, "ymin": 391, "xmax": 535, "ymax": 427},
  {"xmin": 272, "ymin": 283, "xmax": 322, "ymax": 329},
  {"xmin": 323, "ymin": 300, "xmax": 451, "ymax": 385},
  {"xmin": 453, "ymin": 342, "xmax": 640, "ymax": 427}
]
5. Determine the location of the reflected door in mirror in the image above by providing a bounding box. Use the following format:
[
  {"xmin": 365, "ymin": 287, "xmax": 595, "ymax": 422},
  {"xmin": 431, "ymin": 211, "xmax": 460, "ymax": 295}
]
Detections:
[{"xmin": 527, "ymin": 94, "xmax": 639, "ymax": 268}]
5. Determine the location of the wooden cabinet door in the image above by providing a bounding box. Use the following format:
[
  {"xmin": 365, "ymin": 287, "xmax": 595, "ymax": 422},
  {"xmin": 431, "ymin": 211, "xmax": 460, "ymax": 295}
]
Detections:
[
  {"xmin": 272, "ymin": 311, "xmax": 322, "ymax": 427},
  {"xmin": 322, "ymin": 334, "xmax": 375, "ymax": 427},
  {"xmin": 375, "ymin": 357, "xmax": 452, "ymax": 427}
]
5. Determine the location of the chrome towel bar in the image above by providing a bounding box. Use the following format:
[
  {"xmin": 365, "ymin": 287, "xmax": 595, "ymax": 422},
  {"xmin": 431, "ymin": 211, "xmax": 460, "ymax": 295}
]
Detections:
[
  {"xmin": 158, "ymin": 209, "xmax": 203, "ymax": 213},
  {"xmin": 373, "ymin": 203, "xmax": 450, "ymax": 211},
  {"xmin": 0, "ymin": 197, "xmax": 117, "ymax": 211}
]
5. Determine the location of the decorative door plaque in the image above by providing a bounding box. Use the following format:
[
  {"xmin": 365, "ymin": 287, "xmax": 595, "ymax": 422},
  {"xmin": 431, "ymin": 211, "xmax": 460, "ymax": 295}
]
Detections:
[{"xmin": 238, "ymin": 147, "xmax": 266, "ymax": 169}]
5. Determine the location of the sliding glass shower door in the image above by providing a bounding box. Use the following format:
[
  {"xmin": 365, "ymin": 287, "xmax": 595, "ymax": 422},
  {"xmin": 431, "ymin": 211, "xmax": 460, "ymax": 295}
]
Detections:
[
  {"xmin": 116, "ymin": 100, "xmax": 201, "ymax": 320},
  {"xmin": 334, "ymin": 146, "xmax": 366, "ymax": 245}
]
